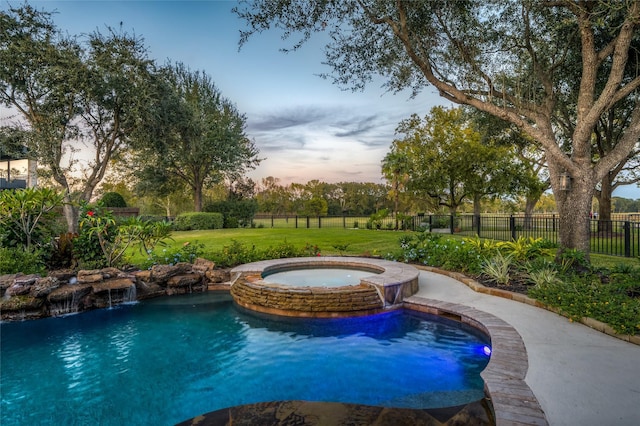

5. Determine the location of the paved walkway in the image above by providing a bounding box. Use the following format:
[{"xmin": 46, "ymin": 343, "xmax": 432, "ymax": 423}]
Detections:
[{"xmin": 415, "ymin": 270, "xmax": 640, "ymax": 426}]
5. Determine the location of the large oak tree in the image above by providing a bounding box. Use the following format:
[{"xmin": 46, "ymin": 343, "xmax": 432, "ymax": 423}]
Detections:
[
  {"xmin": 236, "ymin": 0, "xmax": 640, "ymax": 258},
  {"xmin": 133, "ymin": 63, "xmax": 261, "ymax": 212}
]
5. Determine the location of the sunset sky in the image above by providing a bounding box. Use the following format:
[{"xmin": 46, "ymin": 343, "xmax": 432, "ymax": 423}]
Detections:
[{"xmin": 3, "ymin": 0, "xmax": 639, "ymax": 199}]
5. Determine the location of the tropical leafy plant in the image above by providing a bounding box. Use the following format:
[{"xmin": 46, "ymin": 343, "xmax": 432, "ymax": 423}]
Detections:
[
  {"xmin": 481, "ymin": 253, "xmax": 513, "ymax": 286},
  {"xmin": 0, "ymin": 187, "xmax": 64, "ymax": 249}
]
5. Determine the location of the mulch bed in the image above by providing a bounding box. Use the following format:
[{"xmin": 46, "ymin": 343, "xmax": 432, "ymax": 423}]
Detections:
[{"xmin": 473, "ymin": 274, "xmax": 532, "ymax": 296}]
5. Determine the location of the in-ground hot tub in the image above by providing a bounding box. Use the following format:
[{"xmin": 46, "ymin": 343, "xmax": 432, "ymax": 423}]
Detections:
[{"xmin": 230, "ymin": 257, "xmax": 420, "ymax": 317}]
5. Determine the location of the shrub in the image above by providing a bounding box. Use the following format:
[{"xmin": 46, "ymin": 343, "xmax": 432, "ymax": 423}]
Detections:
[
  {"xmin": 527, "ymin": 268, "xmax": 559, "ymax": 287},
  {"xmin": 0, "ymin": 187, "xmax": 64, "ymax": 249},
  {"xmin": 528, "ymin": 275, "xmax": 640, "ymax": 335},
  {"xmin": 203, "ymin": 200, "xmax": 258, "ymax": 228},
  {"xmin": 141, "ymin": 241, "xmax": 204, "ymax": 269},
  {"xmin": 0, "ymin": 247, "xmax": 46, "ymax": 275},
  {"xmin": 100, "ymin": 192, "xmax": 127, "ymax": 208},
  {"xmin": 173, "ymin": 212, "xmax": 224, "ymax": 231},
  {"xmin": 392, "ymin": 232, "xmax": 483, "ymax": 274},
  {"xmin": 74, "ymin": 204, "xmax": 117, "ymax": 269},
  {"xmin": 74, "ymin": 205, "xmax": 173, "ymax": 268},
  {"xmin": 367, "ymin": 209, "xmax": 389, "ymax": 230},
  {"xmin": 211, "ymin": 240, "xmax": 259, "ymax": 267},
  {"xmin": 558, "ymin": 248, "xmax": 591, "ymax": 274},
  {"xmin": 498, "ymin": 237, "xmax": 556, "ymax": 262},
  {"xmin": 481, "ymin": 253, "xmax": 513, "ymax": 285},
  {"xmin": 263, "ymin": 239, "xmax": 301, "ymax": 259},
  {"xmin": 45, "ymin": 232, "xmax": 78, "ymax": 270}
]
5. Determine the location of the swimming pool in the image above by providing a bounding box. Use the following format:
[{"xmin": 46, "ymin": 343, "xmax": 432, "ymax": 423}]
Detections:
[{"xmin": 0, "ymin": 293, "xmax": 491, "ymax": 425}]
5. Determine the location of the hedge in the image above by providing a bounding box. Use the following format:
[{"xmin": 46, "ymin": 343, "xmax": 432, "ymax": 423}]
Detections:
[{"xmin": 173, "ymin": 212, "xmax": 224, "ymax": 231}]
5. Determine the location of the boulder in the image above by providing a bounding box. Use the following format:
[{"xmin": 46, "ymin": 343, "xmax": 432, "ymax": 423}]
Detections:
[
  {"xmin": 0, "ymin": 295, "xmax": 46, "ymax": 320},
  {"xmin": 0, "ymin": 273, "xmax": 23, "ymax": 296},
  {"xmin": 150, "ymin": 263, "xmax": 192, "ymax": 282},
  {"xmin": 92, "ymin": 277, "xmax": 136, "ymax": 294},
  {"xmin": 30, "ymin": 276, "xmax": 60, "ymax": 298},
  {"xmin": 91, "ymin": 278, "xmax": 137, "ymax": 309},
  {"xmin": 167, "ymin": 274, "xmax": 203, "ymax": 288},
  {"xmin": 135, "ymin": 281, "xmax": 166, "ymax": 300},
  {"xmin": 206, "ymin": 269, "xmax": 231, "ymax": 283},
  {"xmin": 77, "ymin": 272, "xmax": 104, "ymax": 284},
  {"xmin": 6, "ymin": 274, "xmax": 41, "ymax": 296},
  {"xmin": 192, "ymin": 258, "xmax": 216, "ymax": 275},
  {"xmin": 47, "ymin": 284, "xmax": 93, "ymax": 303},
  {"xmin": 48, "ymin": 269, "xmax": 76, "ymax": 283}
]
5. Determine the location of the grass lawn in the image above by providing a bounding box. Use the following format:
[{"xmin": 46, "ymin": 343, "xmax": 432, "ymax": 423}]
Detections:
[
  {"xmin": 127, "ymin": 227, "xmax": 638, "ymax": 270},
  {"xmin": 126, "ymin": 228, "xmax": 410, "ymax": 266}
]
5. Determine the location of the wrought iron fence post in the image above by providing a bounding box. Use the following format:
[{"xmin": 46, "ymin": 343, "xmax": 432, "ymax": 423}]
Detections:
[
  {"xmin": 624, "ymin": 221, "xmax": 631, "ymax": 257},
  {"xmin": 318, "ymin": 216, "xmax": 321, "ymax": 228},
  {"xmin": 510, "ymin": 215, "xmax": 516, "ymax": 240},
  {"xmin": 475, "ymin": 214, "xmax": 481, "ymax": 236},
  {"xmin": 306, "ymin": 216, "xmax": 310, "ymax": 228},
  {"xmin": 271, "ymin": 215, "xmax": 274, "ymax": 228},
  {"xmin": 450, "ymin": 215, "xmax": 455, "ymax": 234},
  {"xmin": 295, "ymin": 216, "xmax": 298, "ymax": 229}
]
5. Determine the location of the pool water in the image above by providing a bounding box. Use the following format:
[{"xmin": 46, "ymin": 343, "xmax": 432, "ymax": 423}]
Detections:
[
  {"xmin": 262, "ymin": 267, "xmax": 376, "ymax": 287},
  {"xmin": 0, "ymin": 293, "xmax": 490, "ymax": 426}
]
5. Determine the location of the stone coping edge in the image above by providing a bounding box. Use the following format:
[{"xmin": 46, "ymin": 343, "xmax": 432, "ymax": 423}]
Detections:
[
  {"xmin": 416, "ymin": 266, "xmax": 640, "ymax": 346},
  {"xmin": 230, "ymin": 256, "xmax": 420, "ymax": 287},
  {"xmin": 403, "ymin": 295, "xmax": 548, "ymax": 426}
]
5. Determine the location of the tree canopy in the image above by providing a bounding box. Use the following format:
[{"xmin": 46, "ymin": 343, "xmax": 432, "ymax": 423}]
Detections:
[
  {"xmin": 236, "ymin": 0, "xmax": 640, "ymax": 258},
  {"xmin": 132, "ymin": 63, "xmax": 261, "ymax": 212},
  {"xmin": 388, "ymin": 106, "xmax": 524, "ymax": 215},
  {"xmin": 1, "ymin": 5, "xmax": 154, "ymax": 232}
]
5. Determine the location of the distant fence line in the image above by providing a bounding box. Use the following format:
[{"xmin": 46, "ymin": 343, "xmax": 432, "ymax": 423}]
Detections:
[{"xmin": 252, "ymin": 213, "xmax": 640, "ymax": 258}]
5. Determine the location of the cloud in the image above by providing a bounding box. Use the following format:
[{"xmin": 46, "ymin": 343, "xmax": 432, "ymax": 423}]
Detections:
[
  {"xmin": 248, "ymin": 106, "xmax": 331, "ymax": 132},
  {"xmin": 333, "ymin": 114, "xmax": 378, "ymax": 137}
]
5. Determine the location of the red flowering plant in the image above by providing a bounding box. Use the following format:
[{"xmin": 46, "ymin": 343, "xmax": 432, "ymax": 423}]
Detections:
[{"xmin": 74, "ymin": 203, "xmax": 118, "ymax": 268}]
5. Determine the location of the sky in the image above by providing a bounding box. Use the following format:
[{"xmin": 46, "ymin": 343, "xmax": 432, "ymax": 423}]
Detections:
[{"xmin": 2, "ymin": 0, "xmax": 639, "ymax": 199}]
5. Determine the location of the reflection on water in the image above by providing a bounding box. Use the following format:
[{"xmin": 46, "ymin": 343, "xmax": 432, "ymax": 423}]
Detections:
[{"xmin": 1, "ymin": 293, "xmax": 490, "ymax": 426}]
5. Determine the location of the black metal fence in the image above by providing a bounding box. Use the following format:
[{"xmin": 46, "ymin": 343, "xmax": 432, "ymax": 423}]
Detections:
[{"xmin": 253, "ymin": 213, "xmax": 640, "ymax": 258}]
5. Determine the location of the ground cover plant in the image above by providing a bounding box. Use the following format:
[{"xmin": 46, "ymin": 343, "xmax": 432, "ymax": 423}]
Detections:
[{"xmin": 390, "ymin": 232, "xmax": 640, "ymax": 335}]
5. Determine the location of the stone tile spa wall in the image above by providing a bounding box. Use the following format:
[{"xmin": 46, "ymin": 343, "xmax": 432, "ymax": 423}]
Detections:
[{"xmin": 230, "ymin": 275, "xmax": 385, "ymax": 317}]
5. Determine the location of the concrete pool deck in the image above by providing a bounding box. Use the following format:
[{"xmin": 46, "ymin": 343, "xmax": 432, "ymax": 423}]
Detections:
[{"xmin": 414, "ymin": 268, "xmax": 640, "ymax": 426}]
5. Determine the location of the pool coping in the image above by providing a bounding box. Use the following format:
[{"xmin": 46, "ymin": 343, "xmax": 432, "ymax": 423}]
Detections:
[{"xmin": 403, "ymin": 296, "xmax": 548, "ymax": 426}]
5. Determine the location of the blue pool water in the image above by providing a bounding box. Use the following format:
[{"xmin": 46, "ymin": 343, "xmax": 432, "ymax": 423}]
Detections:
[{"xmin": 0, "ymin": 293, "xmax": 490, "ymax": 426}]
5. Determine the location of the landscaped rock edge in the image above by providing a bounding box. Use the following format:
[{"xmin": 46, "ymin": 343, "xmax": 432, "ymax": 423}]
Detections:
[
  {"xmin": 0, "ymin": 258, "xmax": 231, "ymax": 321},
  {"xmin": 403, "ymin": 295, "xmax": 548, "ymax": 426},
  {"xmin": 416, "ymin": 266, "xmax": 640, "ymax": 346}
]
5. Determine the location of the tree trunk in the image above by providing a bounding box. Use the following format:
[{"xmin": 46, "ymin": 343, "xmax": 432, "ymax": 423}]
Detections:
[
  {"xmin": 555, "ymin": 178, "xmax": 594, "ymax": 259},
  {"xmin": 524, "ymin": 196, "xmax": 540, "ymax": 229},
  {"xmin": 194, "ymin": 184, "xmax": 203, "ymax": 212},
  {"xmin": 62, "ymin": 201, "xmax": 79, "ymax": 234},
  {"xmin": 472, "ymin": 194, "xmax": 481, "ymax": 229},
  {"xmin": 393, "ymin": 179, "xmax": 399, "ymax": 230},
  {"xmin": 597, "ymin": 175, "xmax": 613, "ymax": 234}
]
